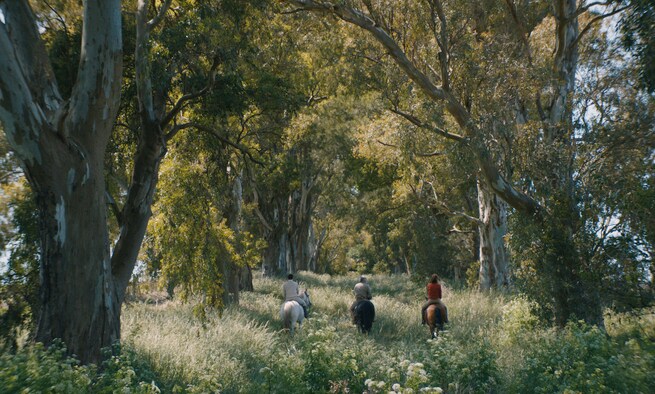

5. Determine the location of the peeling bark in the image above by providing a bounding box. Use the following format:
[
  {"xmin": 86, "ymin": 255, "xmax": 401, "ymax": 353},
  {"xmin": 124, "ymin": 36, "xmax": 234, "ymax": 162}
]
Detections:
[
  {"xmin": 0, "ymin": 0, "xmax": 123, "ymax": 364},
  {"xmin": 477, "ymin": 179, "xmax": 510, "ymax": 291}
]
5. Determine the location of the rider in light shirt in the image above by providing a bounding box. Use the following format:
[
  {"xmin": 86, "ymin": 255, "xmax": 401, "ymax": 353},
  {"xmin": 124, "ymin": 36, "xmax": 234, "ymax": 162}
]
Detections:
[
  {"xmin": 350, "ymin": 276, "xmax": 372, "ymax": 323},
  {"xmin": 283, "ymin": 273, "xmax": 308, "ymax": 318}
]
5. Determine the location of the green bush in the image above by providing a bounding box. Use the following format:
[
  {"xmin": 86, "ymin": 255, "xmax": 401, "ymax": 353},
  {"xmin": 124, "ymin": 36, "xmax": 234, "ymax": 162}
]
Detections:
[
  {"xmin": 426, "ymin": 334, "xmax": 500, "ymax": 394},
  {"xmin": 262, "ymin": 315, "xmax": 365, "ymax": 393},
  {"xmin": 363, "ymin": 359, "xmax": 444, "ymax": 393},
  {"xmin": 0, "ymin": 341, "xmax": 92, "ymax": 393},
  {"xmin": 0, "ymin": 341, "xmax": 162, "ymax": 393},
  {"xmin": 510, "ymin": 320, "xmax": 655, "ymax": 394}
]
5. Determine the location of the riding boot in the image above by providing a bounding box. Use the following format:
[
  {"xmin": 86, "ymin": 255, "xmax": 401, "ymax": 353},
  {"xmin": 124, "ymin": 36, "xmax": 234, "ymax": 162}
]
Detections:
[{"xmin": 303, "ymin": 306, "xmax": 309, "ymax": 318}]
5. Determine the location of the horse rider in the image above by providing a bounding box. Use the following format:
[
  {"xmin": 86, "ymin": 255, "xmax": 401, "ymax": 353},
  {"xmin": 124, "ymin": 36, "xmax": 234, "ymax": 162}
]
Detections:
[
  {"xmin": 421, "ymin": 273, "xmax": 448, "ymax": 325},
  {"xmin": 283, "ymin": 273, "xmax": 309, "ymax": 318},
  {"xmin": 350, "ymin": 275, "xmax": 372, "ymax": 323}
]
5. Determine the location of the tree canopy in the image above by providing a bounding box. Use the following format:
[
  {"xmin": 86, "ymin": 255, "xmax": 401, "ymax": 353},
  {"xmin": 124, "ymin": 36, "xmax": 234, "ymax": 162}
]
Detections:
[{"xmin": 0, "ymin": 0, "xmax": 653, "ymax": 362}]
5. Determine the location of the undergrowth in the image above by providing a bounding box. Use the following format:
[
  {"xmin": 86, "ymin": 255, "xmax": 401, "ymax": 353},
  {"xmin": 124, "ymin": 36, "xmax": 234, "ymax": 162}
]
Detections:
[{"xmin": 2, "ymin": 272, "xmax": 654, "ymax": 393}]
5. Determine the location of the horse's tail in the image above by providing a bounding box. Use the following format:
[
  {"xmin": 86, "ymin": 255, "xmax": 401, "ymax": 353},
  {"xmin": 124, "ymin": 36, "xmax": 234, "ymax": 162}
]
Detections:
[
  {"xmin": 357, "ymin": 300, "xmax": 375, "ymax": 333},
  {"xmin": 281, "ymin": 302, "xmax": 292, "ymax": 329},
  {"xmin": 426, "ymin": 304, "xmax": 443, "ymax": 331}
]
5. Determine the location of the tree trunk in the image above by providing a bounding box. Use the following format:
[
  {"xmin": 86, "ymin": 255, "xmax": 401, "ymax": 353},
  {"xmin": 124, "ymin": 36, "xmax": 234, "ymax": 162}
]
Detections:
[
  {"xmin": 35, "ymin": 169, "xmax": 120, "ymax": 365},
  {"xmin": 477, "ymin": 178, "xmax": 510, "ymax": 290},
  {"xmin": 223, "ymin": 170, "xmax": 245, "ymax": 304},
  {"xmin": 307, "ymin": 222, "xmax": 316, "ymax": 271},
  {"xmin": 545, "ymin": 0, "xmax": 602, "ymax": 326},
  {"xmin": 239, "ymin": 264, "xmax": 254, "ymax": 292},
  {"xmin": 259, "ymin": 179, "xmax": 316, "ymax": 275},
  {"xmin": 288, "ymin": 178, "xmax": 315, "ymax": 272},
  {"xmin": 0, "ymin": 0, "xmax": 123, "ymax": 364}
]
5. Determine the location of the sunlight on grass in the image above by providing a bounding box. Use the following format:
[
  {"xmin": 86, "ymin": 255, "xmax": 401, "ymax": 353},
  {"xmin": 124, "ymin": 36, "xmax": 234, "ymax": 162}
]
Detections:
[{"xmin": 119, "ymin": 272, "xmax": 655, "ymax": 393}]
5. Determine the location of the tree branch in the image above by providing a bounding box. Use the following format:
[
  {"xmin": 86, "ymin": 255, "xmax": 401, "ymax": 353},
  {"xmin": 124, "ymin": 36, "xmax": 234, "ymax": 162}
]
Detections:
[
  {"xmin": 169, "ymin": 123, "xmax": 264, "ymax": 165},
  {"xmin": 573, "ymin": 1, "xmax": 612, "ymax": 18},
  {"xmin": 447, "ymin": 225, "xmax": 476, "ymax": 234},
  {"xmin": 105, "ymin": 190, "xmax": 123, "ymax": 227},
  {"xmin": 568, "ymin": 4, "xmax": 630, "ymax": 57},
  {"xmin": 504, "ymin": 0, "xmax": 535, "ymax": 65},
  {"xmin": 160, "ymin": 87, "xmax": 210, "ymax": 129},
  {"xmin": 283, "ymin": 0, "xmax": 543, "ymax": 217},
  {"xmin": 0, "ymin": 0, "xmax": 62, "ymax": 117},
  {"xmin": 427, "ymin": 0, "xmax": 450, "ymax": 90},
  {"xmin": 389, "ymin": 108, "xmax": 465, "ymax": 142},
  {"xmin": 246, "ymin": 166, "xmax": 274, "ymax": 232},
  {"xmin": 67, "ymin": 0, "xmax": 122, "ymax": 137},
  {"xmin": 424, "ymin": 180, "xmax": 482, "ymax": 225},
  {"xmin": 376, "ymin": 139, "xmax": 444, "ymax": 157},
  {"xmin": 147, "ymin": 0, "xmax": 173, "ymax": 30}
]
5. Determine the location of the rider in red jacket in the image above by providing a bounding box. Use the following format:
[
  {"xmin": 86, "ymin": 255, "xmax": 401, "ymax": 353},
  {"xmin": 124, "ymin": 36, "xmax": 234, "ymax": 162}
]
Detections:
[{"xmin": 421, "ymin": 274, "xmax": 448, "ymax": 325}]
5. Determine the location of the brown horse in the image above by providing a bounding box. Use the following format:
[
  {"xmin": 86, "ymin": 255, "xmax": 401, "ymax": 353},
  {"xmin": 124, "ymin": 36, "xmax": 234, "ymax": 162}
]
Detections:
[{"xmin": 426, "ymin": 304, "xmax": 445, "ymax": 339}]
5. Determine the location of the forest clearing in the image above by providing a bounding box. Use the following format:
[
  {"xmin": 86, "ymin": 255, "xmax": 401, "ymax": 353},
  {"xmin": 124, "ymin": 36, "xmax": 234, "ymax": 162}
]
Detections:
[
  {"xmin": 3, "ymin": 272, "xmax": 654, "ymax": 393},
  {"xmin": 1, "ymin": 0, "xmax": 654, "ymax": 392}
]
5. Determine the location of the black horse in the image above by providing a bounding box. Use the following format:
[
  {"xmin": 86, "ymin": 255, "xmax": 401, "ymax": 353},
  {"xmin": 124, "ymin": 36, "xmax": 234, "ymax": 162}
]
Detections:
[{"xmin": 353, "ymin": 299, "xmax": 375, "ymax": 334}]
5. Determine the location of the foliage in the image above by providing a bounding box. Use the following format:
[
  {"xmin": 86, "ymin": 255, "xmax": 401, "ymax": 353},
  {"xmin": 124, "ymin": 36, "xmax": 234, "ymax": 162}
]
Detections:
[
  {"xmin": 1, "ymin": 0, "xmax": 653, "ymax": 372},
  {"xmin": 0, "ymin": 154, "xmax": 39, "ymax": 351},
  {"xmin": 619, "ymin": 0, "xmax": 655, "ymax": 92},
  {"xmin": 510, "ymin": 320, "xmax": 655, "ymax": 394},
  {"xmin": 0, "ymin": 341, "xmax": 161, "ymax": 393},
  {"xmin": 425, "ymin": 335, "xmax": 500, "ymax": 393},
  {"xmin": 364, "ymin": 360, "xmax": 443, "ymax": 393},
  {"xmin": 298, "ymin": 316, "xmax": 367, "ymax": 393}
]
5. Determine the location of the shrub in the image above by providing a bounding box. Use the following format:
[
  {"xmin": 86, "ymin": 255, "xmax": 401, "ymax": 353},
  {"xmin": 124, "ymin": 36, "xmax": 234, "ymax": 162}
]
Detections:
[
  {"xmin": 363, "ymin": 359, "xmax": 443, "ymax": 393},
  {"xmin": 298, "ymin": 315, "xmax": 367, "ymax": 393},
  {"xmin": 426, "ymin": 334, "xmax": 500, "ymax": 394},
  {"xmin": 0, "ymin": 341, "xmax": 162, "ymax": 393},
  {"xmin": 511, "ymin": 321, "xmax": 620, "ymax": 393},
  {"xmin": 499, "ymin": 296, "xmax": 541, "ymax": 339}
]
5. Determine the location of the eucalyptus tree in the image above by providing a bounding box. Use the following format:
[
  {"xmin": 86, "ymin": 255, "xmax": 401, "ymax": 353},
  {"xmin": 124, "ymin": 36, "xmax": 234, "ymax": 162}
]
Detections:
[
  {"xmin": 121, "ymin": 0, "xmax": 307, "ymax": 307},
  {"xmin": 349, "ymin": 105, "xmax": 478, "ymax": 278},
  {"xmin": 242, "ymin": 11, "xmax": 370, "ymax": 275},
  {"xmin": 565, "ymin": 29, "xmax": 655, "ymax": 307},
  {"xmin": 281, "ymin": 0, "xmax": 517, "ymax": 291},
  {"xmin": 0, "ymin": 0, "xmax": 125, "ymax": 363},
  {"xmin": 282, "ymin": 0, "xmax": 643, "ymax": 325},
  {"xmin": 251, "ymin": 97, "xmax": 357, "ymax": 275},
  {"xmin": 0, "ymin": 0, "xmax": 267, "ymax": 363}
]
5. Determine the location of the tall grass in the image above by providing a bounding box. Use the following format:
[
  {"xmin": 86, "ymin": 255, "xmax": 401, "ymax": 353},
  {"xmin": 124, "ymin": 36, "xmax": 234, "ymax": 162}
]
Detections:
[
  {"xmin": 4, "ymin": 272, "xmax": 651, "ymax": 393},
  {"xmin": 117, "ymin": 272, "xmax": 655, "ymax": 393}
]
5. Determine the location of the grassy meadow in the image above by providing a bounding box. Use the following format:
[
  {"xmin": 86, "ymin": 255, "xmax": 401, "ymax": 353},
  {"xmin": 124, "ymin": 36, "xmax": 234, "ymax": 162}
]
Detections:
[
  {"xmin": 117, "ymin": 272, "xmax": 654, "ymax": 393},
  {"xmin": 2, "ymin": 272, "xmax": 654, "ymax": 393}
]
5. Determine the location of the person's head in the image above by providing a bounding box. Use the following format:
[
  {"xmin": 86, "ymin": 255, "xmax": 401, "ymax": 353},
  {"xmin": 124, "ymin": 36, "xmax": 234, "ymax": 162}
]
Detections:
[
  {"xmin": 430, "ymin": 274, "xmax": 439, "ymax": 284},
  {"xmin": 288, "ymin": 273, "xmax": 294, "ymax": 280},
  {"xmin": 359, "ymin": 275, "xmax": 367, "ymax": 283}
]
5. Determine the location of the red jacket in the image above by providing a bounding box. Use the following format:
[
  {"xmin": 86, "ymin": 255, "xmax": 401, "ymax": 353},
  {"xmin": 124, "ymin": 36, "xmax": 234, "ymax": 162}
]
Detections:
[{"xmin": 427, "ymin": 283, "xmax": 442, "ymax": 300}]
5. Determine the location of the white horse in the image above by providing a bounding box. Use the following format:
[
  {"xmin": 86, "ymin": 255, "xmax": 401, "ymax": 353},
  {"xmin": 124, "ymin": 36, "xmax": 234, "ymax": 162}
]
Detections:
[{"xmin": 280, "ymin": 289, "xmax": 311, "ymax": 336}]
